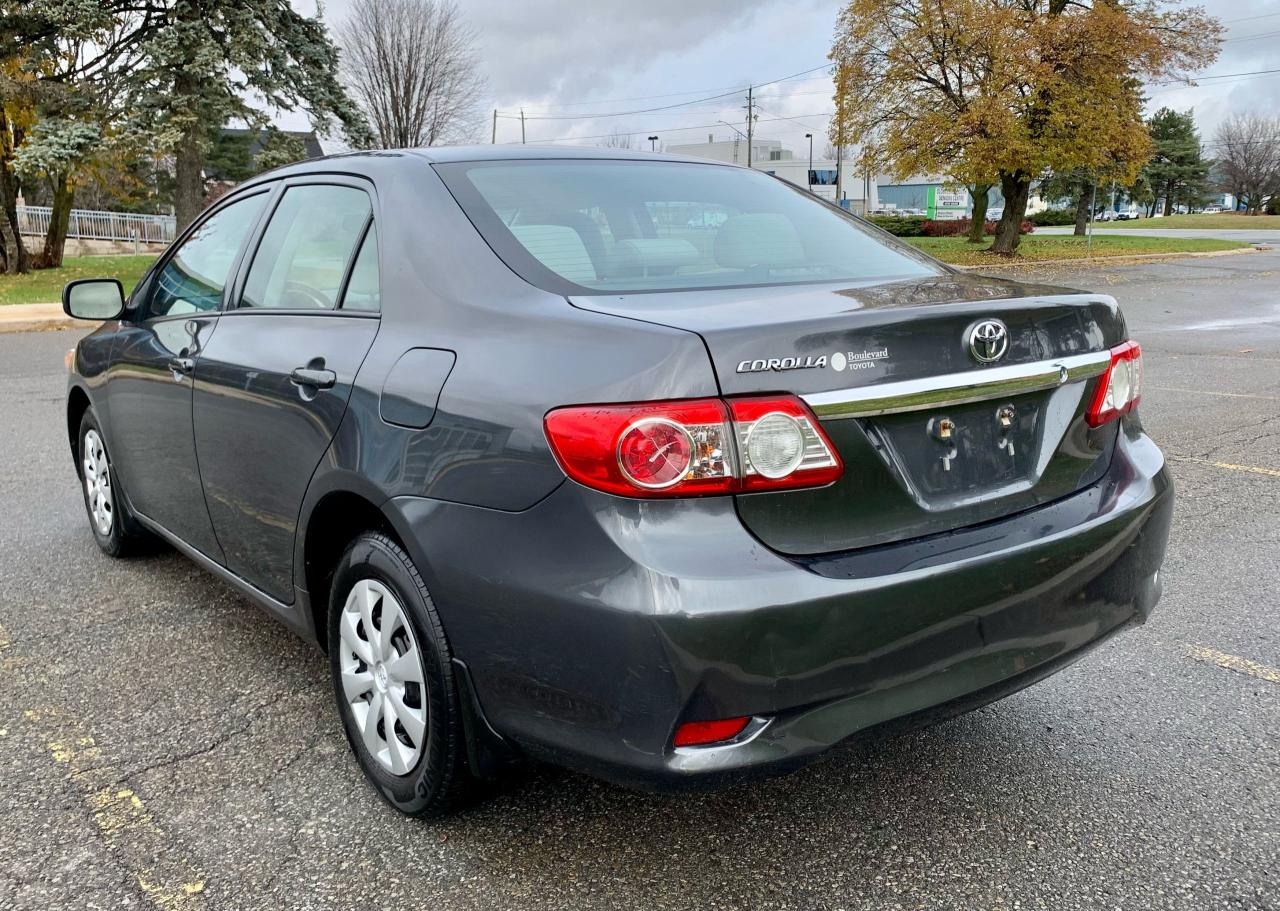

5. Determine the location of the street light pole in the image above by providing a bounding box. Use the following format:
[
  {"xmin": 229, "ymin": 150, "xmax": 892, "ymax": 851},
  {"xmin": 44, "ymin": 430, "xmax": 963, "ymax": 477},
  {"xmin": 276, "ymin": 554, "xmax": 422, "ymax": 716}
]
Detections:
[
  {"xmin": 805, "ymin": 133, "xmax": 813, "ymax": 192},
  {"xmin": 648, "ymin": 135, "xmax": 659, "ymax": 152}
]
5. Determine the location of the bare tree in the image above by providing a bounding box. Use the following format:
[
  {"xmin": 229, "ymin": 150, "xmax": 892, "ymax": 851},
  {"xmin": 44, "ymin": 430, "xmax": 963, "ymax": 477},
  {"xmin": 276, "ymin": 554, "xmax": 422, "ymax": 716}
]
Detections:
[
  {"xmin": 337, "ymin": 0, "xmax": 487, "ymax": 148},
  {"xmin": 1214, "ymin": 113, "xmax": 1280, "ymax": 214},
  {"xmin": 600, "ymin": 129, "xmax": 633, "ymax": 150}
]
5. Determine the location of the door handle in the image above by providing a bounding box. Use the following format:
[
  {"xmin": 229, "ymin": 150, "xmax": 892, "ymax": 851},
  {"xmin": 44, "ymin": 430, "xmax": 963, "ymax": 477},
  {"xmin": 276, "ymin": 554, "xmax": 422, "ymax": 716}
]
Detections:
[
  {"xmin": 289, "ymin": 367, "xmax": 337, "ymax": 389},
  {"xmin": 168, "ymin": 356, "xmax": 195, "ymax": 375}
]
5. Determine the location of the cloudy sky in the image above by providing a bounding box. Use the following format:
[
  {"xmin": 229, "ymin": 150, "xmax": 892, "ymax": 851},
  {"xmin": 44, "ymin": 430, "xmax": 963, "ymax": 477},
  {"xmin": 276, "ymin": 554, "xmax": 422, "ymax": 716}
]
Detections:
[{"xmin": 289, "ymin": 0, "xmax": 1280, "ymax": 158}]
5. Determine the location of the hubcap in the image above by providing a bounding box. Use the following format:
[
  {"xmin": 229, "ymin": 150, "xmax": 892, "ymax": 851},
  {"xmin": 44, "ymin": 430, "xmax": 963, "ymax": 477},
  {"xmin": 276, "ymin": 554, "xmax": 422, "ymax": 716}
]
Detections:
[
  {"xmin": 82, "ymin": 429, "xmax": 114, "ymax": 536},
  {"xmin": 338, "ymin": 578, "xmax": 428, "ymax": 776}
]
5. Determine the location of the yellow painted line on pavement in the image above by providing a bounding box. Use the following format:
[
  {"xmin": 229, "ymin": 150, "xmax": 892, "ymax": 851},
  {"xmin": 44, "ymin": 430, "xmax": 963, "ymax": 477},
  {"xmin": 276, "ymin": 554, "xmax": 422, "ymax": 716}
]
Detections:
[
  {"xmin": 23, "ymin": 708, "xmax": 207, "ymax": 908},
  {"xmin": 0, "ymin": 621, "xmax": 10, "ymax": 651},
  {"xmin": 1169, "ymin": 456, "xmax": 1280, "ymax": 478},
  {"xmin": 1188, "ymin": 646, "xmax": 1280, "ymax": 685}
]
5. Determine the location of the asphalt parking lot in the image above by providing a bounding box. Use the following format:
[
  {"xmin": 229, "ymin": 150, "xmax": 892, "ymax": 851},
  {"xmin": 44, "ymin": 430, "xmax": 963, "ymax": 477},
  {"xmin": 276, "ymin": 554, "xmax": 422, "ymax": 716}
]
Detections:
[{"xmin": 1, "ymin": 250, "xmax": 1277, "ymax": 911}]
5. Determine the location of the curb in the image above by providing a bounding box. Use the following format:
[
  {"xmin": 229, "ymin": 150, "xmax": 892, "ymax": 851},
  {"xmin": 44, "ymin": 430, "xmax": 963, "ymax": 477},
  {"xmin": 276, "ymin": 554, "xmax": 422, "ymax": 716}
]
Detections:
[
  {"xmin": 950, "ymin": 245, "xmax": 1266, "ymax": 271},
  {"xmin": 0, "ymin": 315, "xmax": 84, "ymax": 334}
]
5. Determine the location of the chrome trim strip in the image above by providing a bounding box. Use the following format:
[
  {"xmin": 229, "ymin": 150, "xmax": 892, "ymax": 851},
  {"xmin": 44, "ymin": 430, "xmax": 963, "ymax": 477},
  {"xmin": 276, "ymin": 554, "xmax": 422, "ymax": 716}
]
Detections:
[{"xmin": 802, "ymin": 351, "xmax": 1111, "ymax": 420}]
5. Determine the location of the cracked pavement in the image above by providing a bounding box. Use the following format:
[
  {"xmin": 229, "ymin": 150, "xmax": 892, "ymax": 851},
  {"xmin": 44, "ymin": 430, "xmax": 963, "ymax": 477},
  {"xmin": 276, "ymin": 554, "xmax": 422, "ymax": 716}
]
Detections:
[{"xmin": 1, "ymin": 249, "xmax": 1277, "ymax": 910}]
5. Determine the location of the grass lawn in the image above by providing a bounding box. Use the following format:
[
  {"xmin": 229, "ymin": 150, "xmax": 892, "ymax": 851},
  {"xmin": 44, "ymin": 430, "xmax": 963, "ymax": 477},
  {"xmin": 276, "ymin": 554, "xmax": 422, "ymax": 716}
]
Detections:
[
  {"xmin": 0, "ymin": 255, "xmax": 153, "ymax": 306},
  {"xmin": 1089, "ymin": 213, "xmax": 1280, "ymax": 230},
  {"xmin": 905, "ymin": 234, "xmax": 1252, "ymax": 267}
]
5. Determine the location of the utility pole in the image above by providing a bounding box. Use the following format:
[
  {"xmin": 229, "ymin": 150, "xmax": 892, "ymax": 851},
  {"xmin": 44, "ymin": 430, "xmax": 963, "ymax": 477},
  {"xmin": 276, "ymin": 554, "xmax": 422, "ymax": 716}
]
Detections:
[
  {"xmin": 648, "ymin": 135, "xmax": 659, "ymax": 152},
  {"xmin": 834, "ymin": 90, "xmax": 844, "ymax": 206},
  {"xmin": 492, "ymin": 109, "xmax": 497, "ymax": 144},
  {"xmin": 805, "ymin": 133, "xmax": 813, "ymax": 192},
  {"xmin": 745, "ymin": 85, "xmax": 754, "ymax": 169},
  {"xmin": 520, "ymin": 109, "xmax": 526, "ymax": 145}
]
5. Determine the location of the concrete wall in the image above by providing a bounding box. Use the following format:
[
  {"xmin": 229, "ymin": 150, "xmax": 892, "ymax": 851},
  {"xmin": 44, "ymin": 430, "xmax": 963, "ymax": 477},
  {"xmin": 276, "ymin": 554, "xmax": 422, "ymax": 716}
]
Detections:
[{"xmin": 19, "ymin": 234, "xmax": 168, "ymax": 257}]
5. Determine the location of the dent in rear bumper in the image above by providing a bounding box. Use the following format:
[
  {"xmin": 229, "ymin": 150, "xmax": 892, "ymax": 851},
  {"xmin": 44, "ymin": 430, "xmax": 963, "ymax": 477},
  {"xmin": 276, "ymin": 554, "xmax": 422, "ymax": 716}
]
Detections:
[{"xmin": 387, "ymin": 419, "xmax": 1172, "ymax": 789}]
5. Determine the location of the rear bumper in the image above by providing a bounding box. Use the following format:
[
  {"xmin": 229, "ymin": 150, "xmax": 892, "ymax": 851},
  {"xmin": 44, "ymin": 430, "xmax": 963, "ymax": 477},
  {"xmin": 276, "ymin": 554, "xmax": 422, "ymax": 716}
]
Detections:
[{"xmin": 388, "ymin": 417, "xmax": 1172, "ymax": 791}]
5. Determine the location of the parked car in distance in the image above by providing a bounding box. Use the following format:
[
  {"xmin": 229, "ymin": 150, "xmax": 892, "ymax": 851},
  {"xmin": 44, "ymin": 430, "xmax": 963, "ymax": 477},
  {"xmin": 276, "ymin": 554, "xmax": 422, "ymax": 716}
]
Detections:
[{"xmin": 63, "ymin": 147, "xmax": 1173, "ymax": 816}]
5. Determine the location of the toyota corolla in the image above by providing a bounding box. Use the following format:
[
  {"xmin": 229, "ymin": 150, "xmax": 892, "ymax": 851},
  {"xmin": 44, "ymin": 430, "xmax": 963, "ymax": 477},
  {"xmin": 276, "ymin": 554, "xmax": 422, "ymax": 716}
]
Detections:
[{"xmin": 62, "ymin": 147, "xmax": 1172, "ymax": 816}]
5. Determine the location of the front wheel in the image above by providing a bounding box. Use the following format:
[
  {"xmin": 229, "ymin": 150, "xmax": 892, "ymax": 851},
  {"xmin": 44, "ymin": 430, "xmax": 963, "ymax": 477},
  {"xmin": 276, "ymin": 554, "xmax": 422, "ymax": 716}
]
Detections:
[
  {"xmin": 328, "ymin": 532, "xmax": 472, "ymax": 817},
  {"xmin": 78, "ymin": 409, "xmax": 154, "ymax": 557}
]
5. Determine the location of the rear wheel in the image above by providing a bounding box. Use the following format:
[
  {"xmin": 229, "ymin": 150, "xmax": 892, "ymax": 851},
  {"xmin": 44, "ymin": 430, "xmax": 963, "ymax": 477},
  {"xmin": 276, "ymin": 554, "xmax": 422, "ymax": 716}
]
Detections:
[
  {"xmin": 78, "ymin": 409, "xmax": 154, "ymax": 557},
  {"xmin": 328, "ymin": 532, "xmax": 471, "ymax": 817}
]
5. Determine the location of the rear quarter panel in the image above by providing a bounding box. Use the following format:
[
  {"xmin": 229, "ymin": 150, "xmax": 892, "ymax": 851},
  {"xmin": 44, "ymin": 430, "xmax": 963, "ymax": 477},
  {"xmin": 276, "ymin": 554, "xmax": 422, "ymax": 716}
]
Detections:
[{"xmin": 307, "ymin": 154, "xmax": 720, "ymax": 511}]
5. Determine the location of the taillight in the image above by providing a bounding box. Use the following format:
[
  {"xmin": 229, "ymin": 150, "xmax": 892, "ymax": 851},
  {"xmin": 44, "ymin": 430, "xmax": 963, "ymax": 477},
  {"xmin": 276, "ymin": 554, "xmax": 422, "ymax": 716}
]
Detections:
[
  {"xmin": 1086, "ymin": 341, "xmax": 1143, "ymax": 427},
  {"xmin": 544, "ymin": 395, "xmax": 842, "ymax": 498},
  {"xmin": 729, "ymin": 396, "xmax": 843, "ymax": 492}
]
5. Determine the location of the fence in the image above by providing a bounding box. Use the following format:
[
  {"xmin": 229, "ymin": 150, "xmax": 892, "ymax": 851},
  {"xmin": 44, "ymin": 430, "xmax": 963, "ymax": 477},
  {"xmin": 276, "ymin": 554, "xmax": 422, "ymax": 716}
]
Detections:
[{"xmin": 16, "ymin": 205, "xmax": 176, "ymax": 245}]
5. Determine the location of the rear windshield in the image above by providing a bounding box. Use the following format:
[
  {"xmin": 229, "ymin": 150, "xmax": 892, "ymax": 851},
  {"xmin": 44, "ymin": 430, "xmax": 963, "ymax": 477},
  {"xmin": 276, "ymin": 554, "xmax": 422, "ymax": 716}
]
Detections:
[{"xmin": 435, "ymin": 159, "xmax": 942, "ymax": 295}]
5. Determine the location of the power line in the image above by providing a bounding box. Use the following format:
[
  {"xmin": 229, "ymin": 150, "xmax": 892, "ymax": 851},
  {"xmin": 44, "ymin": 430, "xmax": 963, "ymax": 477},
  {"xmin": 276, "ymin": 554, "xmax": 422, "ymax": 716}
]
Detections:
[
  {"xmin": 503, "ymin": 88, "xmax": 744, "ymax": 121},
  {"xmin": 752, "ymin": 104, "xmax": 827, "ymax": 133},
  {"xmin": 1223, "ymin": 28, "xmax": 1280, "ymax": 42},
  {"xmin": 1223, "ymin": 11, "xmax": 1280, "ymax": 24},
  {"xmin": 495, "ymin": 63, "xmax": 831, "ymax": 121},
  {"xmin": 509, "ymin": 84, "xmax": 767, "ymax": 111},
  {"xmin": 519, "ymin": 111, "xmax": 835, "ymax": 145},
  {"xmin": 1150, "ymin": 66, "xmax": 1280, "ymax": 86}
]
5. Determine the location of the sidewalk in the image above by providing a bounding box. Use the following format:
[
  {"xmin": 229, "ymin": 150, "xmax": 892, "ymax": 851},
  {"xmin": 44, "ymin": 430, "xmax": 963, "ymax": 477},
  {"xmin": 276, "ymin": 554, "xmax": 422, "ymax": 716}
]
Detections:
[{"xmin": 0, "ymin": 302, "xmax": 85, "ymax": 334}]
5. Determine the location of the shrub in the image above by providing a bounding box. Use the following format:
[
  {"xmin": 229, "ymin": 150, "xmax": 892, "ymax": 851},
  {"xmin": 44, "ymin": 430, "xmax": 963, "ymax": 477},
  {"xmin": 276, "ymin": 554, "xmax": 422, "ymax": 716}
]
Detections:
[
  {"xmin": 1030, "ymin": 207, "xmax": 1078, "ymax": 226},
  {"xmin": 867, "ymin": 215, "xmax": 929, "ymax": 236},
  {"xmin": 919, "ymin": 218, "xmax": 1035, "ymax": 237}
]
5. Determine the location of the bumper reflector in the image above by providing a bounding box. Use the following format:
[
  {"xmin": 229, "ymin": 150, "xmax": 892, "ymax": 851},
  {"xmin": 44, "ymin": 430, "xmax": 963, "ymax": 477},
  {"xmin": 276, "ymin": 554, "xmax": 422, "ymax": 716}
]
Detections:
[{"xmin": 673, "ymin": 716, "xmax": 751, "ymax": 748}]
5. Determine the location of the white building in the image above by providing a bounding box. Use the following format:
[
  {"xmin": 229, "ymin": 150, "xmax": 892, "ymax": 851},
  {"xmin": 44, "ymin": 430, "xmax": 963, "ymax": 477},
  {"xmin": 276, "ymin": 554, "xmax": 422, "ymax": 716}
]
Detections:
[{"xmin": 666, "ymin": 135, "xmax": 872, "ymax": 213}]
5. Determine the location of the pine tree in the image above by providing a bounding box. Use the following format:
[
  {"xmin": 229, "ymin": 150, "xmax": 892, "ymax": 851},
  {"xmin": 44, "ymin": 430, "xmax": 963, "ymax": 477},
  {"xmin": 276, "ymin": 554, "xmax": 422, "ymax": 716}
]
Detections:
[
  {"xmin": 1142, "ymin": 108, "xmax": 1212, "ymax": 217},
  {"xmin": 125, "ymin": 1, "xmax": 372, "ymax": 230}
]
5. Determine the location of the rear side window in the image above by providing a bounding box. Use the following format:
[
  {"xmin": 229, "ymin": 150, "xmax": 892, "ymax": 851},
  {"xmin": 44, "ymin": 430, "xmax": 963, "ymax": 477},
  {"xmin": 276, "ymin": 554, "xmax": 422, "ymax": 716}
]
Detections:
[
  {"xmin": 436, "ymin": 159, "xmax": 941, "ymax": 296},
  {"xmin": 148, "ymin": 193, "xmax": 267, "ymax": 318},
  {"xmin": 240, "ymin": 185, "xmax": 372, "ymax": 310},
  {"xmin": 341, "ymin": 223, "xmax": 380, "ymax": 312}
]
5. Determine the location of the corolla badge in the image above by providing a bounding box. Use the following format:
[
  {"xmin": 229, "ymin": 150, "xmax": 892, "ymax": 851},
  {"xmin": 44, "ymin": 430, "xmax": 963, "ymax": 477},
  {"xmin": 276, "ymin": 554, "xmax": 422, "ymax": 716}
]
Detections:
[
  {"xmin": 967, "ymin": 319, "xmax": 1009, "ymax": 363},
  {"xmin": 736, "ymin": 354, "xmax": 828, "ymax": 373}
]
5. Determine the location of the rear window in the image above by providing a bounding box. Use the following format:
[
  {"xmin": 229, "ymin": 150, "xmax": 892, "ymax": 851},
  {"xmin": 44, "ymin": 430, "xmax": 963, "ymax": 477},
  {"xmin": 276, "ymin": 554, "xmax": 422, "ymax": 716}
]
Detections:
[{"xmin": 435, "ymin": 159, "xmax": 942, "ymax": 295}]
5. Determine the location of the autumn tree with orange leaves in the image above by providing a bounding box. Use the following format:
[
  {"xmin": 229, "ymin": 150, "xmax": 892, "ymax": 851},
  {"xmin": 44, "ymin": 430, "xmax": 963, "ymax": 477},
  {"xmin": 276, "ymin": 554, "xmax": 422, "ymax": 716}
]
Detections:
[{"xmin": 830, "ymin": 0, "xmax": 1222, "ymax": 254}]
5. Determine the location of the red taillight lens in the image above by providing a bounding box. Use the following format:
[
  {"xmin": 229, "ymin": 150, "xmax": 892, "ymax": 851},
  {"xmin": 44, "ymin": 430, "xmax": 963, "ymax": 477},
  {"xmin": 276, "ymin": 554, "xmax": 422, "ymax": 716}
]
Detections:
[
  {"xmin": 544, "ymin": 398, "xmax": 735, "ymax": 497},
  {"xmin": 544, "ymin": 395, "xmax": 842, "ymax": 498},
  {"xmin": 673, "ymin": 716, "xmax": 751, "ymax": 748},
  {"xmin": 1086, "ymin": 341, "xmax": 1143, "ymax": 427}
]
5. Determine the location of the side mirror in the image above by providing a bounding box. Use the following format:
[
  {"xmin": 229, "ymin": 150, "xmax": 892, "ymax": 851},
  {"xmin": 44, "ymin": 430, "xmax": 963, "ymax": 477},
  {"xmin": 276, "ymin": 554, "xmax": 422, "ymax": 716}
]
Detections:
[{"xmin": 63, "ymin": 278, "xmax": 125, "ymax": 321}]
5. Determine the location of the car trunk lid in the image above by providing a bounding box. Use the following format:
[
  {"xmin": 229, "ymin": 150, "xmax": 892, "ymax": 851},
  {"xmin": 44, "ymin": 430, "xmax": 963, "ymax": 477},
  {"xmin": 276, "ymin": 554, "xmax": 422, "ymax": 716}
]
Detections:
[{"xmin": 570, "ymin": 274, "xmax": 1127, "ymax": 554}]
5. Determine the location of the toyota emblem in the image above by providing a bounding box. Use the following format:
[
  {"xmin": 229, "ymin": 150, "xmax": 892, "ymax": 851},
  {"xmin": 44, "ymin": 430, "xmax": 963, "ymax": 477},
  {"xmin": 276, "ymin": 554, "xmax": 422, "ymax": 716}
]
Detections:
[{"xmin": 968, "ymin": 319, "xmax": 1009, "ymax": 363}]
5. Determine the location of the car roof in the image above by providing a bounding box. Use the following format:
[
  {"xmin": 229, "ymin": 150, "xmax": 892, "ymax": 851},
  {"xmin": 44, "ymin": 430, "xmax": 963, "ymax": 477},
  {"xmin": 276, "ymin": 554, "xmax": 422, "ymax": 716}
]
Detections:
[
  {"xmin": 406, "ymin": 144, "xmax": 734, "ymax": 166},
  {"xmin": 243, "ymin": 144, "xmax": 737, "ymax": 186}
]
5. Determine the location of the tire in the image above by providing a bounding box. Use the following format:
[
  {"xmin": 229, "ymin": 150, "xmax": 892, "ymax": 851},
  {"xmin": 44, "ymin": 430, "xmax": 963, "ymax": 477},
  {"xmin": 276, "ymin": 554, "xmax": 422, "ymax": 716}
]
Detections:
[
  {"xmin": 328, "ymin": 532, "xmax": 472, "ymax": 817},
  {"xmin": 77, "ymin": 409, "xmax": 154, "ymax": 558}
]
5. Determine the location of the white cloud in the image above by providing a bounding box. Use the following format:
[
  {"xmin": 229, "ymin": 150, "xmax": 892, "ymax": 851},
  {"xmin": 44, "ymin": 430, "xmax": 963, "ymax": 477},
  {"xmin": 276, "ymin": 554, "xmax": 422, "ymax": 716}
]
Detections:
[{"xmin": 293, "ymin": 0, "xmax": 1280, "ymax": 155}]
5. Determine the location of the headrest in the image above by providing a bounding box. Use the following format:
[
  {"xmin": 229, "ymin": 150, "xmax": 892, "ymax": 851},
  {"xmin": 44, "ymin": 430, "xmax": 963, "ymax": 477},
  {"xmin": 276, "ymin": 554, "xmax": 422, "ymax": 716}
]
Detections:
[
  {"xmin": 713, "ymin": 213, "xmax": 805, "ymax": 270},
  {"xmin": 611, "ymin": 238, "xmax": 699, "ymax": 272}
]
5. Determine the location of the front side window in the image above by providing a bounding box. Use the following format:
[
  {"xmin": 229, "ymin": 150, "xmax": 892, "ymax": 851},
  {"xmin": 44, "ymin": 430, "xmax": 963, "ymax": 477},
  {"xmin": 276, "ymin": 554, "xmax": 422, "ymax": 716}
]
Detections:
[
  {"xmin": 148, "ymin": 193, "xmax": 267, "ymax": 318},
  {"xmin": 437, "ymin": 159, "xmax": 941, "ymax": 296},
  {"xmin": 240, "ymin": 185, "xmax": 372, "ymax": 310}
]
